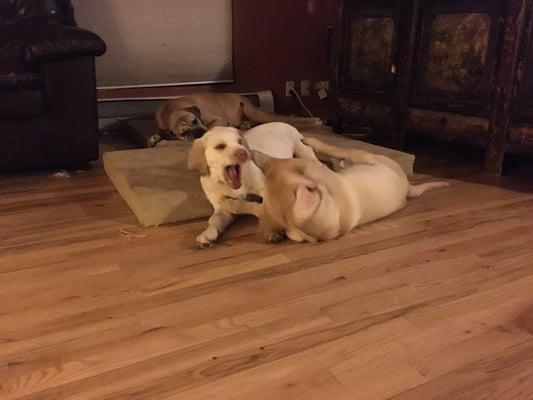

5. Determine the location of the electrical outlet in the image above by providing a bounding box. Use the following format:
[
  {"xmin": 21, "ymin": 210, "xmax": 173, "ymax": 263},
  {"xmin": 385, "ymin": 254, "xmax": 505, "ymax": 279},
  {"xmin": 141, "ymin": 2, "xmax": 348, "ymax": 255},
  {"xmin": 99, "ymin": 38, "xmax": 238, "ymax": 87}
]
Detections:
[
  {"xmin": 285, "ymin": 81, "xmax": 295, "ymax": 97},
  {"xmin": 315, "ymin": 80, "xmax": 330, "ymax": 99},
  {"xmin": 315, "ymin": 80, "xmax": 330, "ymax": 91},
  {"xmin": 300, "ymin": 80, "xmax": 310, "ymax": 96}
]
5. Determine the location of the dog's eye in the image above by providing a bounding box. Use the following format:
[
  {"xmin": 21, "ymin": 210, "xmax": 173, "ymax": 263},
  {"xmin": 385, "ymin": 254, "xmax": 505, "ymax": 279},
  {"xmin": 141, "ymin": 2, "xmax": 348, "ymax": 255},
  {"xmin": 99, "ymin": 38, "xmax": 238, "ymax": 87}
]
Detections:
[
  {"xmin": 215, "ymin": 143, "xmax": 226, "ymax": 150},
  {"xmin": 192, "ymin": 118, "xmax": 197, "ymax": 124},
  {"xmin": 238, "ymin": 138, "xmax": 243, "ymax": 145}
]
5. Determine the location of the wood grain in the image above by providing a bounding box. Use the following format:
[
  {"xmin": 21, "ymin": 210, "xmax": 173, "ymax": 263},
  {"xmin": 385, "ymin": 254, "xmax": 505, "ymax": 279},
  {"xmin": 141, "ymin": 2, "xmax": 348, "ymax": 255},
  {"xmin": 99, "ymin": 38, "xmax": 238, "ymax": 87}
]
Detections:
[{"xmin": 1, "ymin": 165, "xmax": 533, "ymax": 399}]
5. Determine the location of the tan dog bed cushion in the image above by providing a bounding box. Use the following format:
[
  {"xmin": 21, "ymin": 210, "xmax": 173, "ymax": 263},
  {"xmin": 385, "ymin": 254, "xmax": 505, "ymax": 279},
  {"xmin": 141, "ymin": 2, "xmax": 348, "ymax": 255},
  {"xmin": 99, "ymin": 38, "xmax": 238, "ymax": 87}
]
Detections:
[{"xmin": 103, "ymin": 128, "xmax": 415, "ymax": 227}]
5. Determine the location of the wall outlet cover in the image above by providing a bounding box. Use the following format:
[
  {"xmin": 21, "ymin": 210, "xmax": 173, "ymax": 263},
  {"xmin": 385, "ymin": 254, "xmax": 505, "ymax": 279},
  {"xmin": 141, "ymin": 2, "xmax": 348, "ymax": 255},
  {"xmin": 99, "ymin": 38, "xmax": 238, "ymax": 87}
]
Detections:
[
  {"xmin": 285, "ymin": 81, "xmax": 295, "ymax": 97},
  {"xmin": 300, "ymin": 80, "xmax": 310, "ymax": 96},
  {"xmin": 315, "ymin": 80, "xmax": 330, "ymax": 90}
]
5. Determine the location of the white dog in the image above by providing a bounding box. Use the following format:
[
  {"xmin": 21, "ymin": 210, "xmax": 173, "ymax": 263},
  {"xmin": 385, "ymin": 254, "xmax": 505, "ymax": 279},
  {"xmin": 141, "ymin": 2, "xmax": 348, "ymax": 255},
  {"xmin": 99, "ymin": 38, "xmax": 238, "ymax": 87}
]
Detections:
[
  {"xmin": 221, "ymin": 138, "xmax": 449, "ymax": 243},
  {"xmin": 188, "ymin": 122, "xmax": 376, "ymax": 247},
  {"xmin": 187, "ymin": 122, "xmax": 318, "ymax": 248}
]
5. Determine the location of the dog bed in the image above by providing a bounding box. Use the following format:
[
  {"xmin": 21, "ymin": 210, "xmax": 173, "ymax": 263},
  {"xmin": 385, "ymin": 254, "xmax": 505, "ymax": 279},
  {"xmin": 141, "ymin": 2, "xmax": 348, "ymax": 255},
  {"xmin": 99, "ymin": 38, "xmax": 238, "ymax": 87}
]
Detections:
[{"xmin": 103, "ymin": 127, "xmax": 415, "ymax": 227}]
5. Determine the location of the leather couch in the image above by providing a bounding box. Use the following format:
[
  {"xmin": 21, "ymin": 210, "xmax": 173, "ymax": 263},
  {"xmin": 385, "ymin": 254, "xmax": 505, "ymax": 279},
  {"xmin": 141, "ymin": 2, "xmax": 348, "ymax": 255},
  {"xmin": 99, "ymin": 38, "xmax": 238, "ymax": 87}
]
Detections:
[{"xmin": 0, "ymin": 0, "xmax": 106, "ymax": 172}]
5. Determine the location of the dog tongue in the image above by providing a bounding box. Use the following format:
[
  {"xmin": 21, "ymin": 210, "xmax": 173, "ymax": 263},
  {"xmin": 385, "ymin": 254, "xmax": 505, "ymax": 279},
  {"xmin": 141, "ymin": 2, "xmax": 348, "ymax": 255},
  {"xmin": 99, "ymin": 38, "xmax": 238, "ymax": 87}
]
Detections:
[{"xmin": 226, "ymin": 166, "xmax": 241, "ymax": 189}]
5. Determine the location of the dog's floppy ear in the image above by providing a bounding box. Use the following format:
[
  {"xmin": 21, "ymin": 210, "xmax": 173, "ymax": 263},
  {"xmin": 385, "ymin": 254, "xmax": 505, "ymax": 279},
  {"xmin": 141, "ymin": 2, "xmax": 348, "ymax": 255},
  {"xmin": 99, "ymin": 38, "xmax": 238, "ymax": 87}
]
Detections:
[
  {"xmin": 292, "ymin": 184, "xmax": 321, "ymax": 225},
  {"xmin": 184, "ymin": 106, "xmax": 201, "ymax": 118},
  {"xmin": 251, "ymin": 150, "xmax": 274, "ymax": 170},
  {"xmin": 187, "ymin": 138, "xmax": 209, "ymax": 175}
]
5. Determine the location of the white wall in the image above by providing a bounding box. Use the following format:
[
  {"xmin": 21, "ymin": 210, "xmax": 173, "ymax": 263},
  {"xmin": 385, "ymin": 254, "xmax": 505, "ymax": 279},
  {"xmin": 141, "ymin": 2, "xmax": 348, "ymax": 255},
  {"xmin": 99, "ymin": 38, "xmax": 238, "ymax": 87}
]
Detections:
[{"xmin": 73, "ymin": 0, "xmax": 234, "ymax": 88}]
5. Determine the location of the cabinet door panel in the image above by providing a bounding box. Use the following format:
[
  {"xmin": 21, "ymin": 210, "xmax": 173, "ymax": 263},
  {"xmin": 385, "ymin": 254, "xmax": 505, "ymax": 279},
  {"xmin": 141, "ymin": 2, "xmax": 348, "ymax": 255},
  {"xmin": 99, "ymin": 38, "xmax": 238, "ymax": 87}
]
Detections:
[
  {"xmin": 338, "ymin": 0, "xmax": 410, "ymax": 99},
  {"xmin": 514, "ymin": 2, "xmax": 533, "ymax": 120},
  {"xmin": 425, "ymin": 13, "xmax": 490, "ymax": 94},
  {"xmin": 344, "ymin": 15, "xmax": 396, "ymax": 91},
  {"xmin": 413, "ymin": 0, "xmax": 502, "ymax": 112}
]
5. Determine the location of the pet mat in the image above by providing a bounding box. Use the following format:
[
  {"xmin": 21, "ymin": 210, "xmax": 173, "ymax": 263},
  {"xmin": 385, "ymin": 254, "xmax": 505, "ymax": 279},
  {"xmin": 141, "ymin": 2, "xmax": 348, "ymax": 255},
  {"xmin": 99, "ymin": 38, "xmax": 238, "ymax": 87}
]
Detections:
[{"xmin": 103, "ymin": 127, "xmax": 415, "ymax": 227}]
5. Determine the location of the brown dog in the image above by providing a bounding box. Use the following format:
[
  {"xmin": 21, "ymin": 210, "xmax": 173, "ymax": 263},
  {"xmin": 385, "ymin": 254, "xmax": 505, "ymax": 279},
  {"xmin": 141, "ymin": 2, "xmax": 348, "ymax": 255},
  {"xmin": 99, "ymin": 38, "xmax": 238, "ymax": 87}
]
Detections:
[
  {"xmin": 221, "ymin": 138, "xmax": 448, "ymax": 243},
  {"xmin": 155, "ymin": 92, "xmax": 322, "ymax": 140}
]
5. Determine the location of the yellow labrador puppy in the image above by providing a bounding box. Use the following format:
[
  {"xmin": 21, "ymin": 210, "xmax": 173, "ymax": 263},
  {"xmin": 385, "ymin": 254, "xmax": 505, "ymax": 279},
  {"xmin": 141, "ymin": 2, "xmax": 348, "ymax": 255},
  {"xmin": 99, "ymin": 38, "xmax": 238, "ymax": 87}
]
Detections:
[
  {"xmin": 188, "ymin": 123, "xmax": 377, "ymax": 248},
  {"xmin": 222, "ymin": 138, "xmax": 449, "ymax": 243}
]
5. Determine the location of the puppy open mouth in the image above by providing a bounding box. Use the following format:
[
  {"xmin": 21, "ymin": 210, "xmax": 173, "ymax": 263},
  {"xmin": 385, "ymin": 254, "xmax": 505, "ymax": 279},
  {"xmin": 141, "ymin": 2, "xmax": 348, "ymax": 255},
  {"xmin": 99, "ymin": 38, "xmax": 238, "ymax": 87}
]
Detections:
[{"xmin": 224, "ymin": 164, "xmax": 241, "ymax": 189}]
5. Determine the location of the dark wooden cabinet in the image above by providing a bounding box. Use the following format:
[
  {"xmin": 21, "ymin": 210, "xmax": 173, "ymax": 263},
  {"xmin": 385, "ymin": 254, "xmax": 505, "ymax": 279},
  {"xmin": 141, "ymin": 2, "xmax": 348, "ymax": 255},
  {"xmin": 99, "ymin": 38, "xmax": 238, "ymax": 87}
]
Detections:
[
  {"xmin": 333, "ymin": 0, "xmax": 531, "ymax": 173},
  {"xmin": 515, "ymin": 1, "xmax": 533, "ymax": 120},
  {"xmin": 509, "ymin": 2, "xmax": 533, "ymax": 152},
  {"xmin": 335, "ymin": 1, "xmax": 409, "ymax": 135},
  {"xmin": 413, "ymin": 0, "xmax": 502, "ymax": 111},
  {"xmin": 340, "ymin": 1, "xmax": 400, "ymax": 96}
]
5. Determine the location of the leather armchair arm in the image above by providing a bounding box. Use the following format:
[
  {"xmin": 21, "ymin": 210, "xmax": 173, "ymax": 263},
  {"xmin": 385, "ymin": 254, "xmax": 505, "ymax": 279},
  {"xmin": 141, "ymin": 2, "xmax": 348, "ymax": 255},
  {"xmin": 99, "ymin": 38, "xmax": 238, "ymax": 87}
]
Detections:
[{"xmin": 24, "ymin": 25, "xmax": 106, "ymax": 63}]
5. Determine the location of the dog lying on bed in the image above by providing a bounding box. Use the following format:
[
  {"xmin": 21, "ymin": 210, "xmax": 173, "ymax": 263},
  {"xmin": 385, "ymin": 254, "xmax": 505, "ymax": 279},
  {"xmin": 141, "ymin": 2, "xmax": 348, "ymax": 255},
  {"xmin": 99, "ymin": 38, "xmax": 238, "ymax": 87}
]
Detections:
[
  {"xmin": 156, "ymin": 92, "xmax": 322, "ymax": 140},
  {"xmin": 187, "ymin": 123, "xmax": 376, "ymax": 248},
  {"xmin": 221, "ymin": 138, "xmax": 449, "ymax": 243}
]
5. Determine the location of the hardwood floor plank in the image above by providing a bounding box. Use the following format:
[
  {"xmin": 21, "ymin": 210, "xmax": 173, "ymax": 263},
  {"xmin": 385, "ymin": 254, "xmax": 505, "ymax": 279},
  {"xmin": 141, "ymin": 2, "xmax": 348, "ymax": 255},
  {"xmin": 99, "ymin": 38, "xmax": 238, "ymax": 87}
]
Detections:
[
  {"xmin": 335, "ymin": 361, "xmax": 426, "ymax": 400},
  {"xmin": 388, "ymin": 367, "xmax": 491, "ymax": 400},
  {"xmin": 1, "ymin": 161, "xmax": 533, "ymax": 399}
]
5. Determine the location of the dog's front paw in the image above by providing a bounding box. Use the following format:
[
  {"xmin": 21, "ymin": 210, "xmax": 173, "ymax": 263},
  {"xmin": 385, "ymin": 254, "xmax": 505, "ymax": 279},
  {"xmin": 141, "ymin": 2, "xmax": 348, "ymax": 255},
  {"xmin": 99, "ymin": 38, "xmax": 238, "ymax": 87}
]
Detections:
[
  {"xmin": 196, "ymin": 228, "xmax": 218, "ymax": 249},
  {"xmin": 149, "ymin": 134, "xmax": 162, "ymax": 147}
]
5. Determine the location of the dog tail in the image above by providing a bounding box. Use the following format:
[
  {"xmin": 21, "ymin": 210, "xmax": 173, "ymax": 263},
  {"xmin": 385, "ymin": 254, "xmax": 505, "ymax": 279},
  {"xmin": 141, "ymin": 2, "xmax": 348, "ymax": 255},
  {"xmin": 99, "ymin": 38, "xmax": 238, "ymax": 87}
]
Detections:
[{"xmin": 407, "ymin": 181, "xmax": 450, "ymax": 198}]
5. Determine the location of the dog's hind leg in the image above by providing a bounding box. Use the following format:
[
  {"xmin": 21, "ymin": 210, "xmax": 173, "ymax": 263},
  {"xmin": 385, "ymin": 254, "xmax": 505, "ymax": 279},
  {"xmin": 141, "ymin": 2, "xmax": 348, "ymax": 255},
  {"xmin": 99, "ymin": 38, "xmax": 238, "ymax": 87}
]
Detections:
[
  {"xmin": 293, "ymin": 139, "xmax": 319, "ymax": 160},
  {"xmin": 302, "ymin": 137, "xmax": 375, "ymax": 166}
]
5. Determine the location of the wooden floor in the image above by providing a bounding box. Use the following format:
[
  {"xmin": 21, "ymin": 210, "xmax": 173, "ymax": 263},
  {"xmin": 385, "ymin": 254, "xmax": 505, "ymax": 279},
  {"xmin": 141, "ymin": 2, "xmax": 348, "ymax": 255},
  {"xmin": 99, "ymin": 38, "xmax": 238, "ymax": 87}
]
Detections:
[{"xmin": 1, "ymin": 147, "xmax": 533, "ymax": 399}]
